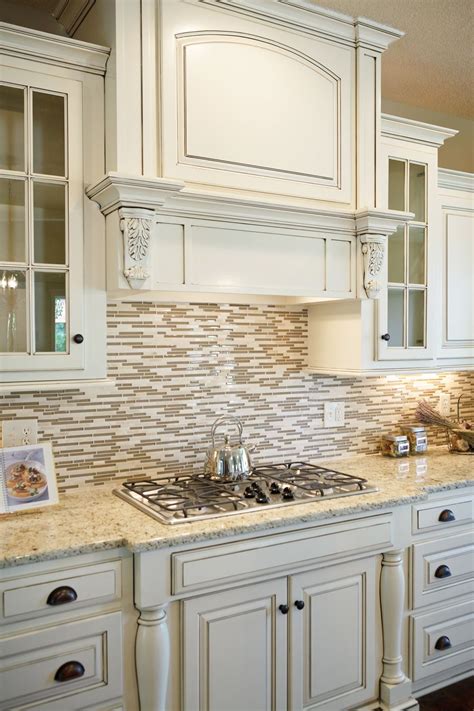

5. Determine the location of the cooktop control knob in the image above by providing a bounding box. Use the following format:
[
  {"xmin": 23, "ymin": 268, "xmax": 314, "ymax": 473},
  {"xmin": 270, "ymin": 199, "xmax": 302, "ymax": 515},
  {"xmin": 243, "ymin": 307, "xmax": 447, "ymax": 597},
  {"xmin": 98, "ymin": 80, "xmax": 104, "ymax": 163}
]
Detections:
[
  {"xmin": 244, "ymin": 486, "xmax": 255, "ymax": 498},
  {"xmin": 256, "ymin": 492, "xmax": 269, "ymax": 504},
  {"xmin": 282, "ymin": 487, "xmax": 294, "ymax": 500},
  {"xmin": 270, "ymin": 482, "xmax": 281, "ymax": 494}
]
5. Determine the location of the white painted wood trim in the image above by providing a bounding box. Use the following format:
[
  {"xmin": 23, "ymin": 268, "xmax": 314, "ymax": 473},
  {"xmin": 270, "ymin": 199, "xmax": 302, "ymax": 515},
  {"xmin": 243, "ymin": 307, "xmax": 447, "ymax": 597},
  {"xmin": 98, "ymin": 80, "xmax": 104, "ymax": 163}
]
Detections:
[
  {"xmin": 381, "ymin": 114, "xmax": 458, "ymax": 148},
  {"xmin": 438, "ymin": 169, "xmax": 474, "ymax": 193},
  {"xmin": 0, "ymin": 21, "xmax": 109, "ymax": 74},
  {"xmin": 135, "ymin": 604, "xmax": 170, "ymax": 711}
]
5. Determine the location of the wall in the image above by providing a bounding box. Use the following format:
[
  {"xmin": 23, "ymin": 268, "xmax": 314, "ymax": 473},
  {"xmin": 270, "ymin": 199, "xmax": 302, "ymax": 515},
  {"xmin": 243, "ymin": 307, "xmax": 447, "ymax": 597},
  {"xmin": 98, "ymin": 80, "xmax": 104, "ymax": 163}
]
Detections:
[
  {"xmin": 382, "ymin": 99, "xmax": 474, "ymax": 174},
  {"xmin": 0, "ymin": 302, "xmax": 472, "ymax": 492}
]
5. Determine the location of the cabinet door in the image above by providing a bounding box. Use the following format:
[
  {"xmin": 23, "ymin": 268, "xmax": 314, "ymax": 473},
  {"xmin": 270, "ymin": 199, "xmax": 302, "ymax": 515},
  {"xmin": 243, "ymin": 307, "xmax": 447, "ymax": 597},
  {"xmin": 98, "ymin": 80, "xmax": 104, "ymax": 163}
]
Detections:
[
  {"xmin": 0, "ymin": 65, "xmax": 84, "ymax": 373},
  {"xmin": 182, "ymin": 579, "xmax": 288, "ymax": 711},
  {"xmin": 377, "ymin": 141, "xmax": 438, "ymax": 362},
  {"xmin": 289, "ymin": 557, "xmax": 378, "ymax": 710}
]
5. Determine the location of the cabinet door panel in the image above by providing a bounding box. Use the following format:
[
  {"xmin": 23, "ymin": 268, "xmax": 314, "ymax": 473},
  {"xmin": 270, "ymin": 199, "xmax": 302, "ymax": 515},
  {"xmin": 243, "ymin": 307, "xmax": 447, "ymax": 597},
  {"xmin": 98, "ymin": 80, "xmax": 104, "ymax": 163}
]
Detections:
[
  {"xmin": 290, "ymin": 557, "xmax": 378, "ymax": 710},
  {"xmin": 182, "ymin": 579, "xmax": 287, "ymax": 711}
]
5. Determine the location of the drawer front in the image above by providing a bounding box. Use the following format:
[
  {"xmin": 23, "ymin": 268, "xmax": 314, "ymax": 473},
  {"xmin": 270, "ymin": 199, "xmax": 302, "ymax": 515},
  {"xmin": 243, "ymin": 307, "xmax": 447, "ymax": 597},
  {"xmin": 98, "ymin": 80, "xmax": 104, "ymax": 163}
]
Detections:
[
  {"xmin": 411, "ymin": 598, "xmax": 474, "ymax": 681},
  {"xmin": 171, "ymin": 515, "xmax": 392, "ymax": 595},
  {"xmin": 1, "ymin": 560, "xmax": 122, "ymax": 621},
  {"xmin": 413, "ymin": 497, "xmax": 473, "ymax": 534},
  {"xmin": 412, "ymin": 530, "xmax": 474, "ymax": 608},
  {"xmin": 0, "ymin": 613, "xmax": 122, "ymax": 710}
]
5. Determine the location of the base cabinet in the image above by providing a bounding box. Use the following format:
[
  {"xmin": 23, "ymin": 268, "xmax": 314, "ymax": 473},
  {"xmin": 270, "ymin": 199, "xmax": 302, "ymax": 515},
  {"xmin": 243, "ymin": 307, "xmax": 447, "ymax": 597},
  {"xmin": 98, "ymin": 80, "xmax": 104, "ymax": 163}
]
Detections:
[
  {"xmin": 182, "ymin": 579, "xmax": 288, "ymax": 711},
  {"xmin": 181, "ymin": 558, "xmax": 379, "ymax": 711},
  {"xmin": 290, "ymin": 559, "xmax": 378, "ymax": 710}
]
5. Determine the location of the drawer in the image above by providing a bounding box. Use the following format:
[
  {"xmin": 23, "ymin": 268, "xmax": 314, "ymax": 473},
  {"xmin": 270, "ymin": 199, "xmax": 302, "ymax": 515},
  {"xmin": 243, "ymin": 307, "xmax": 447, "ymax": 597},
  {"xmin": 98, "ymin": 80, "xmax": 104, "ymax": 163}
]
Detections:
[
  {"xmin": 412, "ymin": 530, "xmax": 474, "ymax": 608},
  {"xmin": 0, "ymin": 612, "xmax": 122, "ymax": 710},
  {"xmin": 411, "ymin": 598, "xmax": 474, "ymax": 681},
  {"xmin": 412, "ymin": 497, "xmax": 473, "ymax": 534},
  {"xmin": 0, "ymin": 560, "xmax": 122, "ymax": 621},
  {"xmin": 171, "ymin": 514, "xmax": 392, "ymax": 595}
]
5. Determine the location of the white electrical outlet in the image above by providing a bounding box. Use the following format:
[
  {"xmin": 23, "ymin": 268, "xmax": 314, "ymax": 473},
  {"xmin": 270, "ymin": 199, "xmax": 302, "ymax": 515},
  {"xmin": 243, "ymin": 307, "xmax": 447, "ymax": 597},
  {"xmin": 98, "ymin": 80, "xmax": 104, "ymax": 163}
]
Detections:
[
  {"xmin": 438, "ymin": 393, "xmax": 451, "ymax": 417},
  {"xmin": 1, "ymin": 419, "xmax": 38, "ymax": 448},
  {"xmin": 324, "ymin": 402, "xmax": 345, "ymax": 428}
]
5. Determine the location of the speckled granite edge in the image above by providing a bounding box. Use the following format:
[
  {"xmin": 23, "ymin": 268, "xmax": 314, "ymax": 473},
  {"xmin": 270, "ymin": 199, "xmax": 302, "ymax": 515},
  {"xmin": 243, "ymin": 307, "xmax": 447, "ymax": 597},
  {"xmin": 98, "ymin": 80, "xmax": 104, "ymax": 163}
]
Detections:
[{"xmin": 1, "ymin": 449, "xmax": 473, "ymax": 569}]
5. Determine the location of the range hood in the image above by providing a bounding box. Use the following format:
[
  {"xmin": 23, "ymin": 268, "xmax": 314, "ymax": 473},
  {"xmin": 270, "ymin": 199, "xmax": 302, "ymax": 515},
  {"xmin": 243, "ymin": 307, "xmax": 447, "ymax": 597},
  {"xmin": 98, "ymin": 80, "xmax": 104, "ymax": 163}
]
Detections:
[{"xmin": 82, "ymin": 0, "xmax": 412, "ymax": 303}]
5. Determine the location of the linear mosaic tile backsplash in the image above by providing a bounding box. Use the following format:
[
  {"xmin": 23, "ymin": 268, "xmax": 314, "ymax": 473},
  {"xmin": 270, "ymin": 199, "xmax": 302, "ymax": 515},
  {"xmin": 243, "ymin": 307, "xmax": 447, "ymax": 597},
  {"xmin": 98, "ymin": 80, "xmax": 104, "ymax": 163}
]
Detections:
[{"xmin": 1, "ymin": 302, "xmax": 473, "ymax": 492}]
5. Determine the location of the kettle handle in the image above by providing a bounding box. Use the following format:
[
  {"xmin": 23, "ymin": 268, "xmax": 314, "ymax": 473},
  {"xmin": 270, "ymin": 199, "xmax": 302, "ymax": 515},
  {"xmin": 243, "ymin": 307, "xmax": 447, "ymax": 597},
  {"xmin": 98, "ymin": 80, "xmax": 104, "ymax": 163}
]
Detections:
[{"xmin": 211, "ymin": 416, "xmax": 243, "ymax": 446}]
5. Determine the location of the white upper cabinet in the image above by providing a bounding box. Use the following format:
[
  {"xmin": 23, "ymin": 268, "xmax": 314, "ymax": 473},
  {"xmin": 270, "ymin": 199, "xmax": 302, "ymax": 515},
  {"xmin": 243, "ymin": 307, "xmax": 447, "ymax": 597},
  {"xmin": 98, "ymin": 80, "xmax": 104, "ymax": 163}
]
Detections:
[
  {"xmin": 307, "ymin": 115, "xmax": 462, "ymax": 375},
  {"xmin": 80, "ymin": 0, "xmax": 406, "ymax": 302},
  {"xmin": 0, "ymin": 24, "xmax": 109, "ymax": 384},
  {"xmin": 437, "ymin": 170, "xmax": 474, "ymax": 364},
  {"xmin": 160, "ymin": 0, "xmax": 353, "ymax": 205}
]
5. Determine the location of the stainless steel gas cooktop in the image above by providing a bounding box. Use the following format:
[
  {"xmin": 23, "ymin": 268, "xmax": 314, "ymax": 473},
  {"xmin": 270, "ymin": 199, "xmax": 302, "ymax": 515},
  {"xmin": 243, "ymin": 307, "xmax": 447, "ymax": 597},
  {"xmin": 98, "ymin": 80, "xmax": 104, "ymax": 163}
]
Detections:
[{"xmin": 114, "ymin": 462, "xmax": 377, "ymax": 525}]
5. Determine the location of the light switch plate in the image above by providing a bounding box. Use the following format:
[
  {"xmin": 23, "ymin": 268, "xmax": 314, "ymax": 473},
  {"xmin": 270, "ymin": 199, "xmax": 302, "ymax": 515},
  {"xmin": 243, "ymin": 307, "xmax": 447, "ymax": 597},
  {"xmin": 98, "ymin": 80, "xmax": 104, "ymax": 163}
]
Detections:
[{"xmin": 1, "ymin": 419, "xmax": 38, "ymax": 448}]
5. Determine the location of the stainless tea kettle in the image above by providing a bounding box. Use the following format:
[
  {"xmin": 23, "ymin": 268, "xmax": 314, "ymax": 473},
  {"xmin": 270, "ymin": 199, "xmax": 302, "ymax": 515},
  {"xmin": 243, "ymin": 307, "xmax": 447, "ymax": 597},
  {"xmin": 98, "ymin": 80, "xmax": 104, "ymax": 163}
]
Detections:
[{"xmin": 204, "ymin": 416, "xmax": 254, "ymax": 481}]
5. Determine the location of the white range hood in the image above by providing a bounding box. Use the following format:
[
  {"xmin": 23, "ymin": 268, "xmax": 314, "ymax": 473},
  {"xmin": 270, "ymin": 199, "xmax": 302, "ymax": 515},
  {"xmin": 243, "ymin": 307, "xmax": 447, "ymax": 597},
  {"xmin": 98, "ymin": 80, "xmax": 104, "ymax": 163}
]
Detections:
[{"xmin": 81, "ymin": 0, "xmax": 412, "ymax": 302}]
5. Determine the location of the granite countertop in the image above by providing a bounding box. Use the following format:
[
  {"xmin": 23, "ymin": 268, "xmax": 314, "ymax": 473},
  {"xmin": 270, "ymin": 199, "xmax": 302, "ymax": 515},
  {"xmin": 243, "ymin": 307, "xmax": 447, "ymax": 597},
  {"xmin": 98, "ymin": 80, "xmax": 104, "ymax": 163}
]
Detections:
[{"xmin": 1, "ymin": 448, "xmax": 473, "ymax": 569}]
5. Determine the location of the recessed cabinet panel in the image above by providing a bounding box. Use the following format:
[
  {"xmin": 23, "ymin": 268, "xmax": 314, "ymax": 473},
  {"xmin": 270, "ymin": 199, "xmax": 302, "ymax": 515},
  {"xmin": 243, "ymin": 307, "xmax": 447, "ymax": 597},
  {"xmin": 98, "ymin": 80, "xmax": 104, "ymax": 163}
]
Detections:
[
  {"xmin": 388, "ymin": 159, "xmax": 406, "ymax": 211},
  {"xmin": 0, "ymin": 270, "xmax": 27, "ymax": 352},
  {"xmin": 409, "ymin": 163, "xmax": 426, "ymax": 222},
  {"xmin": 32, "ymin": 91, "xmax": 65, "ymax": 177},
  {"xmin": 154, "ymin": 223, "xmax": 184, "ymax": 285},
  {"xmin": 190, "ymin": 226, "xmax": 327, "ymax": 294},
  {"xmin": 0, "ymin": 84, "xmax": 24, "ymax": 171},
  {"xmin": 34, "ymin": 272, "xmax": 67, "ymax": 353},
  {"xmin": 326, "ymin": 239, "xmax": 352, "ymax": 293},
  {"xmin": 388, "ymin": 288, "xmax": 404, "ymax": 347},
  {"xmin": 33, "ymin": 182, "xmax": 66, "ymax": 265},
  {"xmin": 408, "ymin": 289, "xmax": 425, "ymax": 347},
  {"xmin": 182, "ymin": 38, "xmax": 337, "ymax": 183},
  {"xmin": 445, "ymin": 213, "xmax": 474, "ymax": 343},
  {"xmin": 388, "ymin": 225, "xmax": 405, "ymax": 284},
  {"xmin": 161, "ymin": 1, "xmax": 353, "ymax": 204},
  {"xmin": 409, "ymin": 226, "xmax": 425, "ymax": 284},
  {"xmin": 0, "ymin": 177, "xmax": 25, "ymax": 262}
]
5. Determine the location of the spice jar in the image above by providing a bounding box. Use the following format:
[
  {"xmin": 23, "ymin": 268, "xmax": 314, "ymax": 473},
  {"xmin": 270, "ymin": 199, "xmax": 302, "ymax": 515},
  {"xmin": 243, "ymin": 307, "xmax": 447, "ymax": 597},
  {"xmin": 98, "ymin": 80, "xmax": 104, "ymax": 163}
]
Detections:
[
  {"xmin": 401, "ymin": 426, "xmax": 428, "ymax": 454},
  {"xmin": 381, "ymin": 434, "xmax": 410, "ymax": 458}
]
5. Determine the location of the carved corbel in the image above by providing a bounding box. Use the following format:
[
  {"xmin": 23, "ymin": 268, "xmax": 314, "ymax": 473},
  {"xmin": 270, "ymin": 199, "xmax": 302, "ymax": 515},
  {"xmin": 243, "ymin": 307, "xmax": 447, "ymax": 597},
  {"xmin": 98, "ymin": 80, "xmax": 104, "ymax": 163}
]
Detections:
[
  {"xmin": 119, "ymin": 208, "xmax": 155, "ymax": 289},
  {"xmin": 355, "ymin": 208, "xmax": 414, "ymax": 300},
  {"xmin": 360, "ymin": 234, "xmax": 386, "ymax": 299}
]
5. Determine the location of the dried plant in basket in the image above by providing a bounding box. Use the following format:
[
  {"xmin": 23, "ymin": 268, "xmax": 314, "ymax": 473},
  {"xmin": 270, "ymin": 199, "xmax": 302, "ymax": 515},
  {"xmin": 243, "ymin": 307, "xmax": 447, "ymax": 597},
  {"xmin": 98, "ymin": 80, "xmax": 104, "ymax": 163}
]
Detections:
[{"xmin": 415, "ymin": 398, "xmax": 474, "ymax": 453}]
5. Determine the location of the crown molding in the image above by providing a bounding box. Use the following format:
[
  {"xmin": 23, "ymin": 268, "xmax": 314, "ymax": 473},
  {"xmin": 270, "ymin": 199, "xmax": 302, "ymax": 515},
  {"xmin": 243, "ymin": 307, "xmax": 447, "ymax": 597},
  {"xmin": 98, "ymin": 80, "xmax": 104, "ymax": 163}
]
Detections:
[
  {"xmin": 193, "ymin": 0, "xmax": 403, "ymax": 51},
  {"xmin": 381, "ymin": 113, "xmax": 458, "ymax": 148},
  {"xmin": 438, "ymin": 168, "xmax": 474, "ymax": 193},
  {"xmin": 0, "ymin": 21, "xmax": 109, "ymax": 74},
  {"xmin": 354, "ymin": 208, "xmax": 413, "ymax": 237},
  {"xmin": 86, "ymin": 174, "xmax": 186, "ymax": 216}
]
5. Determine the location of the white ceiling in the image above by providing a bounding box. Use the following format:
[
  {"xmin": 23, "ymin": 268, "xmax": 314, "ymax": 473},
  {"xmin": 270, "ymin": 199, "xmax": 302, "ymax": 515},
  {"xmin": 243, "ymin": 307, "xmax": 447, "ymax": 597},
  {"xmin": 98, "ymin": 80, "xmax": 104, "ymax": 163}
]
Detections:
[{"xmin": 5, "ymin": 0, "xmax": 474, "ymax": 119}]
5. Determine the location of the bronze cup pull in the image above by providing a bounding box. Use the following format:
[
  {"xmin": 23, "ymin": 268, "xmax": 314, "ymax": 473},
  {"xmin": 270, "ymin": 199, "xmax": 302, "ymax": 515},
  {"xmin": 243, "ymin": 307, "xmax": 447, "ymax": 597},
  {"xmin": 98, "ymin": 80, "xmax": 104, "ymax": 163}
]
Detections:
[
  {"xmin": 434, "ymin": 564, "xmax": 451, "ymax": 579},
  {"xmin": 438, "ymin": 509, "xmax": 455, "ymax": 523},
  {"xmin": 46, "ymin": 585, "xmax": 78, "ymax": 606},
  {"xmin": 54, "ymin": 661, "xmax": 85, "ymax": 682},
  {"xmin": 434, "ymin": 636, "xmax": 452, "ymax": 651}
]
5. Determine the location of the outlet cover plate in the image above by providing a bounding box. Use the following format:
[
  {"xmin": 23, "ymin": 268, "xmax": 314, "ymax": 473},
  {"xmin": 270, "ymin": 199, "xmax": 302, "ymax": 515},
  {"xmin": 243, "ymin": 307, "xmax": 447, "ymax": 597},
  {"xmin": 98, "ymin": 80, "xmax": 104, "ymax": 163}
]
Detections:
[
  {"xmin": 324, "ymin": 402, "xmax": 345, "ymax": 428},
  {"xmin": 438, "ymin": 393, "xmax": 451, "ymax": 417},
  {"xmin": 1, "ymin": 419, "xmax": 38, "ymax": 448}
]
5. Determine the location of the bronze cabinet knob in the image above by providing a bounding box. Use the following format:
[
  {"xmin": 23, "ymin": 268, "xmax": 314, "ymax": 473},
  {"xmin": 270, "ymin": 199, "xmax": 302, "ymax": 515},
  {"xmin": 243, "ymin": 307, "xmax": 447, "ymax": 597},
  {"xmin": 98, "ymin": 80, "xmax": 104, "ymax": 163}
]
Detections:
[
  {"xmin": 434, "ymin": 636, "xmax": 452, "ymax": 651},
  {"xmin": 46, "ymin": 585, "xmax": 78, "ymax": 606},
  {"xmin": 54, "ymin": 661, "xmax": 85, "ymax": 682},
  {"xmin": 438, "ymin": 509, "xmax": 455, "ymax": 522}
]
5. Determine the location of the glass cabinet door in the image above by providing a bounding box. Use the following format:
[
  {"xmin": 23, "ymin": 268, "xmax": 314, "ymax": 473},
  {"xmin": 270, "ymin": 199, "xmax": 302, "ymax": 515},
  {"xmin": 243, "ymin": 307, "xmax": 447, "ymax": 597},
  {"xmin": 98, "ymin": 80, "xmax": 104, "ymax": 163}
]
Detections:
[
  {"xmin": 0, "ymin": 67, "xmax": 83, "ymax": 373},
  {"xmin": 384, "ymin": 157, "xmax": 428, "ymax": 354}
]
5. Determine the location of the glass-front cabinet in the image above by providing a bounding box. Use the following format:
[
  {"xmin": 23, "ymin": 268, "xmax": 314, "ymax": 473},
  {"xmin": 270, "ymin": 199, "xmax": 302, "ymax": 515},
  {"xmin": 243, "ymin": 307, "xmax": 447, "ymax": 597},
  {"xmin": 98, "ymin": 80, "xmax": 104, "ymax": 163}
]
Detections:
[
  {"xmin": 0, "ymin": 67, "xmax": 84, "ymax": 373},
  {"xmin": 377, "ymin": 135, "xmax": 438, "ymax": 362}
]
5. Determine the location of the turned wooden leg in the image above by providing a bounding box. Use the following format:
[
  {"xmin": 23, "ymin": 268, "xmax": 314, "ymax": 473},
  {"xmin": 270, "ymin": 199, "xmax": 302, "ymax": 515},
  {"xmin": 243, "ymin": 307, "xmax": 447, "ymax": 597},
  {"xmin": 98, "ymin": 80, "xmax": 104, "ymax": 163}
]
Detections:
[
  {"xmin": 380, "ymin": 550, "xmax": 418, "ymax": 710},
  {"xmin": 136, "ymin": 603, "xmax": 170, "ymax": 711}
]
